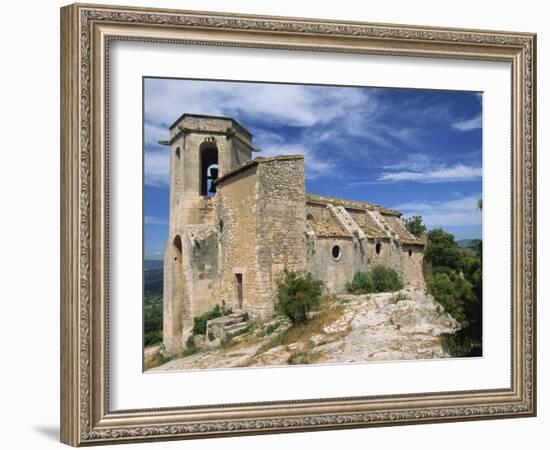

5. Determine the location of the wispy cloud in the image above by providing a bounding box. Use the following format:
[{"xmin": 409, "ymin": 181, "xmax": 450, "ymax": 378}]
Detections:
[
  {"xmin": 349, "ymin": 153, "xmax": 482, "ymax": 185},
  {"xmin": 382, "ymin": 153, "xmax": 432, "ymax": 171},
  {"xmin": 145, "ymin": 79, "xmax": 373, "ymax": 129},
  {"xmin": 260, "ymin": 142, "xmax": 335, "ymax": 180},
  {"xmin": 394, "ymin": 195, "xmax": 482, "ymax": 227},
  {"xmin": 144, "ymin": 150, "xmax": 169, "ymax": 186},
  {"xmin": 452, "ymin": 114, "xmax": 482, "ymax": 131},
  {"xmin": 379, "ymin": 163, "xmax": 482, "ymax": 183}
]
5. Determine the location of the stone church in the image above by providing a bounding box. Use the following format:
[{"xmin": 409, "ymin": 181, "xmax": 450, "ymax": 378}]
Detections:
[{"xmin": 162, "ymin": 113, "xmax": 427, "ymax": 353}]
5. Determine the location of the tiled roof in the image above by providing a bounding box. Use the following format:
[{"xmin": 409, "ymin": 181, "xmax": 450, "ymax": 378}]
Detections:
[
  {"xmin": 305, "ymin": 193, "xmax": 401, "ymax": 216},
  {"xmin": 307, "ymin": 217, "xmax": 351, "ymax": 238}
]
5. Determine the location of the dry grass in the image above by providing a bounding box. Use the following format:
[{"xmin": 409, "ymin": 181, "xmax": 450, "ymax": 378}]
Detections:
[
  {"xmin": 287, "ymin": 351, "xmax": 326, "ymax": 365},
  {"xmin": 256, "ymin": 296, "xmax": 350, "ymax": 356}
]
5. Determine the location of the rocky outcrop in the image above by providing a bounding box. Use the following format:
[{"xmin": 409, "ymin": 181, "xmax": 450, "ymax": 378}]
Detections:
[
  {"xmin": 149, "ymin": 288, "xmax": 460, "ymax": 372},
  {"xmin": 328, "ymin": 288, "xmax": 460, "ymax": 363}
]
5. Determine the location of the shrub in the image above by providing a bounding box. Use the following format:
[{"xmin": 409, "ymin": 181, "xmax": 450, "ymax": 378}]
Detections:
[
  {"xmin": 427, "ymin": 271, "xmax": 476, "ymax": 326},
  {"xmin": 370, "ymin": 265, "xmax": 404, "ymax": 292},
  {"xmin": 183, "ymin": 334, "xmax": 197, "ymax": 357},
  {"xmin": 404, "ymin": 215, "xmax": 426, "ymax": 238},
  {"xmin": 346, "ymin": 271, "xmax": 373, "ymax": 294},
  {"xmin": 192, "ymin": 304, "xmax": 222, "ymax": 335},
  {"xmin": 347, "ymin": 266, "xmax": 403, "ymax": 294},
  {"xmin": 275, "ymin": 270, "xmax": 324, "ymax": 326},
  {"xmin": 144, "ymin": 330, "xmax": 162, "ymax": 347}
]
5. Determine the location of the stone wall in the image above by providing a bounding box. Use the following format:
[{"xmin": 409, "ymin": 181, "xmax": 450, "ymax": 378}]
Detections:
[
  {"xmin": 255, "ymin": 156, "xmax": 307, "ymax": 318},
  {"xmin": 216, "ymin": 166, "xmax": 261, "ymax": 315},
  {"xmin": 366, "ymin": 238, "xmax": 402, "ymax": 274},
  {"xmin": 170, "ymin": 114, "xmax": 252, "ymax": 145},
  {"xmin": 400, "ymin": 244, "xmax": 427, "ymax": 287},
  {"xmin": 185, "ymin": 225, "xmax": 220, "ymax": 318},
  {"xmin": 306, "ymin": 236, "xmax": 366, "ymax": 293}
]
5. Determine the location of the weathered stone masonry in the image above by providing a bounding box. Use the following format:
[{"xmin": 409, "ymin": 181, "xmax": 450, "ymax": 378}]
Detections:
[{"xmin": 162, "ymin": 113, "xmax": 427, "ymax": 353}]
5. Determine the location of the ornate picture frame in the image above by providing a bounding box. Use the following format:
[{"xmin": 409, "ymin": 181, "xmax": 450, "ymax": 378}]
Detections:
[{"xmin": 60, "ymin": 3, "xmax": 536, "ymax": 446}]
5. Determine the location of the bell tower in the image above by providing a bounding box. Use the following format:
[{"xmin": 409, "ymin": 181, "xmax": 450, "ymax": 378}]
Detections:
[
  {"xmin": 165, "ymin": 113, "xmax": 257, "ymax": 226},
  {"xmin": 162, "ymin": 114, "xmax": 258, "ymax": 353}
]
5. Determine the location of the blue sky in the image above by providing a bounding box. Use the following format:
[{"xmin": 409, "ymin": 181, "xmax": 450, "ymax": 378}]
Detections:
[{"xmin": 144, "ymin": 78, "xmax": 482, "ymax": 260}]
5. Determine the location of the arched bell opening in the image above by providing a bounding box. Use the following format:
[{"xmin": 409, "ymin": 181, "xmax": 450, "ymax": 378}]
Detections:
[{"xmin": 199, "ymin": 142, "xmax": 219, "ymax": 196}]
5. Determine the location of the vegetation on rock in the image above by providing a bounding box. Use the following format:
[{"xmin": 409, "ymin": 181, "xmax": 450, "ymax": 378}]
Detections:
[
  {"xmin": 275, "ymin": 270, "xmax": 324, "ymax": 325},
  {"xmin": 404, "ymin": 215, "xmax": 427, "ymax": 238},
  {"xmin": 346, "ymin": 266, "xmax": 404, "ymax": 294},
  {"xmin": 425, "ymin": 228, "xmax": 482, "ymax": 357},
  {"xmin": 192, "ymin": 304, "xmax": 223, "ymax": 335}
]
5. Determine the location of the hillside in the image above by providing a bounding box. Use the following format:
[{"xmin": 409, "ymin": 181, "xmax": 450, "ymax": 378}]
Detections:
[{"xmin": 147, "ymin": 287, "xmax": 460, "ymax": 371}]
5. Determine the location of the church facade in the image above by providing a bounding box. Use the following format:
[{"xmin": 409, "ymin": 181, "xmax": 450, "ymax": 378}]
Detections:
[{"xmin": 162, "ymin": 113, "xmax": 427, "ymax": 353}]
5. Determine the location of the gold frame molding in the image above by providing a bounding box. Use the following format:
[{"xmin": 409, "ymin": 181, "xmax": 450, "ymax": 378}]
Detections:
[{"xmin": 60, "ymin": 3, "xmax": 537, "ymax": 446}]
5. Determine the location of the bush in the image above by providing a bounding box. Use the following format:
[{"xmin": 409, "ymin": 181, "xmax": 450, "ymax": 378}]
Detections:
[
  {"xmin": 346, "ymin": 271, "xmax": 373, "ymax": 294},
  {"xmin": 404, "ymin": 215, "xmax": 426, "ymax": 238},
  {"xmin": 183, "ymin": 334, "xmax": 197, "ymax": 357},
  {"xmin": 144, "ymin": 330, "xmax": 162, "ymax": 347},
  {"xmin": 347, "ymin": 266, "xmax": 403, "ymax": 294},
  {"xmin": 275, "ymin": 270, "xmax": 324, "ymax": 326},
  {"xmin": 192, "ymin": 304, "xmax": 222, "ymax": 335},
  {"xmin": 427, "ymin": 271, "xmax": 475, "ymax": 326}
]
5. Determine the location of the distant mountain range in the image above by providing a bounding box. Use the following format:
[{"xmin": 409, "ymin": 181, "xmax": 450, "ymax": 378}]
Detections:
[
  {"xmin": 457, "ymin": 239, "xmax": 480, "ymax": 249},
  {"xmin": 144, "ymin": 259, "xmax": 163, "ymax": 270}
]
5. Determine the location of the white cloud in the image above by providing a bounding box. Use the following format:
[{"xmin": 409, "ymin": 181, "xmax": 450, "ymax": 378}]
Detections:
[
  {"xmin": 393, "ymin": 195, "xmax": 482, "ymax": 227},
  {"xmin": 144, "ymin": 79, "xmax": 373, "ymax": 129},
  {"xmin": 382, "ymin": 153, "xmax": 432, "ymax": 171},
  {"xmin": 452, "ymin": 114, "xmax": 482, "ymax": 131},
  {"xmin": 260, "ymin": 143, "xmax": 335, "ymax": 179},
  {"xmin": 144, "ymin": 150, "xmax": 169, "ymax": 186},
  {"xmin": 379, "ymin": 163, "xmax": 482, "ymax": 183},
  {"xmin": 144, "ymin": 121, "xmax": 170, "ymax": 147}
]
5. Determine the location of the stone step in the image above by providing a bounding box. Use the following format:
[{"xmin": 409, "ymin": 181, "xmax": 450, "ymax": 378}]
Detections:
[
  {"xmin": 223, "ymin": 321, "xmax": 248, "ymax": 332},
  {"xmin": 225, "ymin": 322, "xmax": 250, "ymax": 337},
  {"xmin": 209, "ymin": 316, "xmax": 243, "ymax": 327}
]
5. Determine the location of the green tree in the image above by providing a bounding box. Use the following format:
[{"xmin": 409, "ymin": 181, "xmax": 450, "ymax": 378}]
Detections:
[
  {"xmin": 425, "ymin": 228, "xmax": 465, "ymax": 273},
  {"xmin": 346, "ymin": 266, "xmax": 403, "ymax": 294},
  {"xmin": 276, "ymin": 270, "xmax": 324, "ymax": 325},
  {"xmin": 425, "ymin": 229, "xmax": 482, "ymax": 357},
  {"xmin": 403, "ymin": 215, "xmax": 427, "ymax": 238},
  {"xmin": 427, "ymin": 272, "xmax": 475, "ymax": 326}
]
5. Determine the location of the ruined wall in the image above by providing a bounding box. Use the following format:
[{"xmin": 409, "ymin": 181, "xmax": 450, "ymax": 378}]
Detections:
[
  {"xmin": 306, "ymin": 236, "xmax": 366, "ymax": 293},
  {"xmin": 400, "ymin": 244, "xmax": 426, "ymax": 287},
  {"xmin": 255, "ymin": 157, "xmax": 307, "ymax": 318},
  {"xmin": 184, "ymin": 225, "xmax": 220, "ymax": 318},
  {"xmin": 216, "ymin": 166, "xmax": 261, "ymax": 315}
]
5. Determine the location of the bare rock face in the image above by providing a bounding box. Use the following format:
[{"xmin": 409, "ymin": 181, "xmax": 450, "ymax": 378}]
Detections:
[
  {"xmin": 150, "ymin": 287, "xmax": 461, "ymax": 372},
  {"xmin": 327, "ymin": 288, "xmax": 460, "ymax": 363}
]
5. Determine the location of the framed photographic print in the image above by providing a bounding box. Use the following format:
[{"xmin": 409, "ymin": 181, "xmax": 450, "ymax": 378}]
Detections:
[{"xmin": 60, "ymin": 3, "xmax": 537, "ymax": 446}]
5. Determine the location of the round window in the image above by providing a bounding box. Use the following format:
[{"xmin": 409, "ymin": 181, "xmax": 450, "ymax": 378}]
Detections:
[
  {"xmin": 375, "ymin": 242, "xmax": 382, "ymax": 255},
  {"xmin": 331, "ymin": 245, "xmax": 341, "ymax": 260}
]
